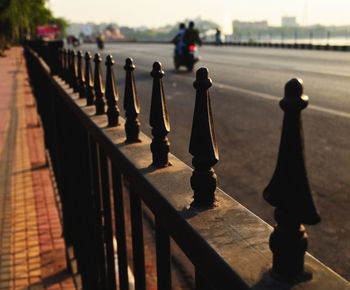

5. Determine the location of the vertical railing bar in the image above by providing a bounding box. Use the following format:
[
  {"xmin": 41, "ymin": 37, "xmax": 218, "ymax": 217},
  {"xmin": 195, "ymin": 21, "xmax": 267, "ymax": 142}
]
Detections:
[
  {"xmin": 155, "ymin": 217, "xmax": 172, "ymax": 290},
  {"xmin": 129, "ymin": 188, "xmax": 146, "ymax": 290},
  {"xmin": 98, "ymin": 148, "xmax": 117, "ymax": 289},
  {"xmin": 77, "ymin": 128, "xmax": 100, "ymax": 288},
  {"xmin": 195, "ymin": 268, "xmax": 214, "ymax": 290},
  {"xmin": 89, "ymin": 138, "xmax": 107, "ymax": 288},
  {"xmin": 111, "ymin": 165, "xmax": 130, "ymax": 290}
]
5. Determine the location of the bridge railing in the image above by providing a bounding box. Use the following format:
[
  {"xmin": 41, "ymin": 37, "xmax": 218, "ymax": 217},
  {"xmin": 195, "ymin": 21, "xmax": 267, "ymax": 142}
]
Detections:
[{"xmin": 24, "ymin": 40, "xmax": 349, "ymax": 289}]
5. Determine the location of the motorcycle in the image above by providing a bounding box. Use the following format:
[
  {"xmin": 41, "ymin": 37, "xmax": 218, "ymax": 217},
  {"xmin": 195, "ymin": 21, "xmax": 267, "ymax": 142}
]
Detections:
[
  {"xmin": 72, "ymin": 37, "xmax": 80, "ymax": 47},
  {"xmin": 174, "ymin": 44, "xmax": 199, "ymax": 71}
]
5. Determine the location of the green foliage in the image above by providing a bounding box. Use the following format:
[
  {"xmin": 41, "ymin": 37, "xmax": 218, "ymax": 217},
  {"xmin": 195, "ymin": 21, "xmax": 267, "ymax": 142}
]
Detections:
[
  {"xmin": 119, "ymin": 19, "xmax": 219, "ymax": 42},
  {"xmin": 0, "ymin": 0, "xmax": 11, "ymax": 14},
  {"xmin": 52, "ymin": 17, "xmax": 69, "ymax": 37},
  {"xmin": 0, "ymin": 0, "xmax": 53, "ymax": 42}
]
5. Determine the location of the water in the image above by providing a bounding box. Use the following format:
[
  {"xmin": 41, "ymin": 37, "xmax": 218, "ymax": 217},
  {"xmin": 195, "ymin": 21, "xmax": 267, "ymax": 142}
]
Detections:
[{"xmin": 223, "ymin": 35, "xmax": 350, "ymax": 46}]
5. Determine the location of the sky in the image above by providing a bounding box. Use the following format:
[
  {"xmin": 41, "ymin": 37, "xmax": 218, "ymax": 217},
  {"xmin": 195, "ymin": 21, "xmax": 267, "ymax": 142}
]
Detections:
[{"xmin": 48, "ymin": 0, "xmax": 350, "ymax": 34}]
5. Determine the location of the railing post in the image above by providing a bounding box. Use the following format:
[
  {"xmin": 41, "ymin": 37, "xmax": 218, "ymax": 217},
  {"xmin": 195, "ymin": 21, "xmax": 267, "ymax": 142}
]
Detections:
[
  {"xmin": 189, "ymin": 67, "xmax": 219, "ymax": 208},
  {"xmin": 58, "ymin": 48, "xmax": 64, "ymax": 79},
  {"xmin": 77, "ymin": 51, "xmax": 86, "ymax": 99},
  {"xmin": 68, "ymin": 49, "xmax": 73, "ymax": 88},
  {"xmin": 85, "ymin": 51, "xmax": 95, "ymax": 106},
  {"xmin": 124, "ymin": 57, "xmax": 141, "ymax": 143},
  {"xmin": 48, "ymin": 40, "xmax": 63, "ymax": 75},
  {"xmin": 63, "ymin": 48, "xmax": 69, "ymax": 83},
  {"xmin": 111, "ymin": 166, "xmax": 129, "ymax": 289},
  {"xmin": 130, "ymin": 189, "xmax": 146, "ymax": 290},
  {"xmin": 263, "ymin": 78, "xmax": 321, "ymax": 282},
  {"xmin": 155, "ymin": 217, "xmax": 171, "ymax": 290},
  {"xmin": 98, "ymin": 149, "xmax": 117, "ymax": 289},
  {"xmin": 150, "ymin": 61, "xmax": 170, "ymax": 167},
  {"xmin": 71, "ymin": 50, "xmax": 79, "ymax": 93},
  {"xmin": 61, "ymin": 48, "xmax": 66, "ymax": 80},
  {"xmin": 105, "ymin": 55, "xmax": 120, "ymax": 126},
  {"xmin": 93, "ymin": 53, "xmax": 105, "ymax": 115}
]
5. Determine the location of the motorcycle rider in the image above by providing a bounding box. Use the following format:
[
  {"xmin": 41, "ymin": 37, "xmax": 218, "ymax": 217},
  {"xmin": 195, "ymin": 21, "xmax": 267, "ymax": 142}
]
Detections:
[
  {"xmin": 97, "ymin": 33, "xmax": 104, "ymax": 49},
  {"xmin": 172, "ymin": 23, "xmax": 186, "ymax": 56},
  {"xmin": 182, "ymin": 21, "xmax": 202, "ymax": 47},
  {"xmin": 173, "ymin": 21, "xmax": 201, "ymax": 71},
  {"xmin": 215, "ymin": 28, "xmax": 223, "ymax": 45}
]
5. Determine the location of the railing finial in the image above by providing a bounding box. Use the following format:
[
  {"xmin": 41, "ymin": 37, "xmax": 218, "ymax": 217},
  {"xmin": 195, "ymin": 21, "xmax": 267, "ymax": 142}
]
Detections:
[
  {"xmin": 124, "ymin": 57, "xmax": 141, "ymax": 143},
  {"xmin": 189, "ymin": 67, "xmax": 219, "ymax": 208},
  {"xmin": 263, "ymin": 78, "xmax": 321, "ymax": 281},
  {"xmin": 84, "ymin": 51, "xmax": 95, "ymax": 106},
  {"xmin": 150, "ymin": 61, "xmax": 170, "ymax": 167},
  {"xmin": 105, "ymin": 55, "xmax": 120, "ymax": 127},
  {"xmin": 93, "ymin": 53, "xmax": 105, "ymax": 115},
  {"xmin": 77, "ymin": 50, "xmax": 86, "ymax": 99}
]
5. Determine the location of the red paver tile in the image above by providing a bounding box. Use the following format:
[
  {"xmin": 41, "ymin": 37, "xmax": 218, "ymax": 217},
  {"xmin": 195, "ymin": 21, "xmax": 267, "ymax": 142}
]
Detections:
[
  {"xmin": 25, "ymin": 107, "xmax": 40, "ymax": 128},
  {"xmin": 27, "ymin": 128, "xmax": 46, "ymax": 168},
  {"xmin": 0, "ymin": 47, "xmax": 76, "ymax": 289}
]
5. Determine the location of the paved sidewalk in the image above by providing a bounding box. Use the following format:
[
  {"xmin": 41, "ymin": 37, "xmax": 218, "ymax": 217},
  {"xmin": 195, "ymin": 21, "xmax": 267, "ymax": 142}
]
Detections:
[{"xmin": 0, "ymin": 47, "xmax": 76, "ymax": 289}]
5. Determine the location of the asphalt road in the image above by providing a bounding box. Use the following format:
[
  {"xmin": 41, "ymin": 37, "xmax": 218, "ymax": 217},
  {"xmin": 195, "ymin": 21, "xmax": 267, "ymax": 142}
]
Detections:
[{"xmin": 79, "ymin": 43, "xmax": 350, "ymax": 281}]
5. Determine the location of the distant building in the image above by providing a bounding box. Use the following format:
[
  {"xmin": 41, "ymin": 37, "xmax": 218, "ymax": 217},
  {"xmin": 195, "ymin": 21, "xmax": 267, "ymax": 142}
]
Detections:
[
  {"xmin": 281, "ymin": 16, "xmax": 298, "ymax": 27},
  {"xmin": 104, "ymin": 27, "xmax": 125, "ymax": 41},
  {"xmin": 232, "ymin": 20, "xmax": 268, "ymax": 34},
  {"xmin": 66, "ymin": 23, "xmax": 84, "ymax": 36}
]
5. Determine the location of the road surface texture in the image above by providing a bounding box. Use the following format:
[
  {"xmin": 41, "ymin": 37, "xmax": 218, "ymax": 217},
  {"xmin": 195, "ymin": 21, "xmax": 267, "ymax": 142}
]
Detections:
[{"xmin": 78, "ymin": 43, "xmax": 350, "ymax": 281}]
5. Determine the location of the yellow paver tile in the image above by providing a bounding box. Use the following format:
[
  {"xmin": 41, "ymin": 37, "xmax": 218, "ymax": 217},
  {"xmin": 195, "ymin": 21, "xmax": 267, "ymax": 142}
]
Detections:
[
  {"xmin": 28, "ymin": 256, "xmax": 40, "ymax": 265},
  {"xmin": 29, "ymin": 276, "xmax": 44, "ymax": 290},
  {"xmin": 14, "ymin": 272, "xmax": 28, "ymax": 281},
  {"xmin": 28, "ymin": 266, "xmax": 40, "ymax": 275},
  {"xmin": 14, "ymin": 233, "xmax": 26, "ymax": 240},
  {"xmin": 0, "ymin": 259, "xmax": 11, "ymax": 267},
  {"xmin": 1, "ymin": 253, "xmax": 11, "ymax": 260},
  {"xmin": 14, "ymin": 278, "xmax": 29, "ymax": 288},
  {"xmin": 28, "ymin": 251, "xmax": 39, "ymax": 259},
  {"xmin": 27, "ymin": 238, "xmax": 39, "ymax": 245},
  {"xmin": 14, "ymin": 263, "xmax": 28, "ymax": 272},
  {"xmin": 14, "ymin": 241, "xmax": 26, "ymax": 250},
  {"xmin": 14, "ymin": 252, "xmax": 26, "ymax": 260},
  {"xmin": 28, "ymin": 244, "xmax": 39, "ymax": 253},
  {"xmin": 0, "ymin": 281, "xmax": 11, "ymax": 289},
  {"xmin": 0, "ymin": 271, "xmax": 11, "ymax": 281}
]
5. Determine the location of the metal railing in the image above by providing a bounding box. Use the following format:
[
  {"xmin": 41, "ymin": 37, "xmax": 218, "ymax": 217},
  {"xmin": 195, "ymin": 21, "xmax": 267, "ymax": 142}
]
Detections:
[{"xmin": 24, "ymin": 40, "xmax": 350, "ymax": 290}]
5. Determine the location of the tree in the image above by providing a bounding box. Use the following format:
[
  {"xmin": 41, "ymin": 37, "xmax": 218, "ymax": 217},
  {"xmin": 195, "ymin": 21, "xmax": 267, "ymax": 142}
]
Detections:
[
  {"xmin": 0, "ymin": 0, "xmax": 11, "ymax": 14},
  {"xmin": 0, "ymin": 0, "xmax": 53, "ymax": 43},
  {"xmin": 52, "ymin": 17, "xmax": 69, "ymax": 37}
]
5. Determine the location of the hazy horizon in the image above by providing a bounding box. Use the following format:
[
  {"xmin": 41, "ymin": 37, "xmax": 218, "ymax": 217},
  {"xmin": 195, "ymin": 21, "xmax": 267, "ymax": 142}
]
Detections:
[{"xmin": 48, "ymin": 0, "xmax": 350, "ymax": 34}]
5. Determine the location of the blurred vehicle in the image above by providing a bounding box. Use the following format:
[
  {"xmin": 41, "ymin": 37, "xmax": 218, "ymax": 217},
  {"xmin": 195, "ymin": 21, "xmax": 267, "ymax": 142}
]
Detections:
[
  {"xmin": 67, "ymin": 35, "xmax": 80, "ymax": 47},
  {"xmin": 174, "ymin": 44, "xmax": 199, "ymax": 71}
]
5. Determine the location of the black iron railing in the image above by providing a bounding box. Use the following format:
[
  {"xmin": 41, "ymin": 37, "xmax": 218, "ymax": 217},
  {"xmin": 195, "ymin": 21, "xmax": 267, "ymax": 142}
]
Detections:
[{"xmin": 24, "ymin": 40, "xmax": 349, "ymax": 290}]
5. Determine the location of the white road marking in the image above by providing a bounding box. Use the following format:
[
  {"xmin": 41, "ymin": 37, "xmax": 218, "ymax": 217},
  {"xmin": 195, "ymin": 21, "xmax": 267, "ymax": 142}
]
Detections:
[
  {"xmin": 128, "ymin": 63, "xmax": 350, "ymax": 120},
  {"xmin": 214, "ymin": 81, "xmax": 350, "ymax": 119}
]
